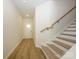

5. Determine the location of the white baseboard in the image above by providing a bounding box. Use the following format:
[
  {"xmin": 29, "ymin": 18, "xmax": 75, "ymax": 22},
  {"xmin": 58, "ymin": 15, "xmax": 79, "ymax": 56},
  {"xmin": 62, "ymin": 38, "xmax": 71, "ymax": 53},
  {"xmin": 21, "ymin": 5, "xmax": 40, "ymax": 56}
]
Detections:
[
  {"xmin": 35, "ymin": 44, "xmax": 41, "ymax": 48},
  {"xmin": 5, "ymin": 39, "xmax": 23, "ymax": 59}
]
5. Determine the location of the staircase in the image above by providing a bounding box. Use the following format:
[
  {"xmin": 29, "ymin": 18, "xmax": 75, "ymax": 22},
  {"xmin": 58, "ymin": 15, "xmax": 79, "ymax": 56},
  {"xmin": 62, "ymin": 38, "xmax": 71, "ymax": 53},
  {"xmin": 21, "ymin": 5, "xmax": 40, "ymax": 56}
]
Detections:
[{"xmin": 40, "ymin": 19, "xmax": 76, "ymax": 59}]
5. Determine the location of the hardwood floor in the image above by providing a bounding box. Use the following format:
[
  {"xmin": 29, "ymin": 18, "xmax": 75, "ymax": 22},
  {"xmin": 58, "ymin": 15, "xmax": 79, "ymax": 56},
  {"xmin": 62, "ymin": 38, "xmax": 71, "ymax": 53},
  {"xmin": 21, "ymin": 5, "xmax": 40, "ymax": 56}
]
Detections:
[{"xmin": 8, "ymin": 39, "xmax": 46, "ymax": 59}]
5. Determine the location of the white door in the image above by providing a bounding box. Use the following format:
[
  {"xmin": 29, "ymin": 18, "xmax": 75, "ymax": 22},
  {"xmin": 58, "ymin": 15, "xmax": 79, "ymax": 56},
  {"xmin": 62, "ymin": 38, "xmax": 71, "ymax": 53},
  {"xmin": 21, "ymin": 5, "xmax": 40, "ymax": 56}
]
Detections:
[{"xmin": 23, "ymin": 18, "xmax": 33, "ymax": 38}]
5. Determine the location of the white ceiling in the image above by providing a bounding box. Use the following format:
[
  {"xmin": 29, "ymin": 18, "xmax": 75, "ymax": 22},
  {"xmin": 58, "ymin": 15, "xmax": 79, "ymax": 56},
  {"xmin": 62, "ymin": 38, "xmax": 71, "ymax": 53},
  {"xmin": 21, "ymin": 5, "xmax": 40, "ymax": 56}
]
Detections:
[{"xmin": 12, "ymin": 0, "xmax": 49, "ymax": 17}]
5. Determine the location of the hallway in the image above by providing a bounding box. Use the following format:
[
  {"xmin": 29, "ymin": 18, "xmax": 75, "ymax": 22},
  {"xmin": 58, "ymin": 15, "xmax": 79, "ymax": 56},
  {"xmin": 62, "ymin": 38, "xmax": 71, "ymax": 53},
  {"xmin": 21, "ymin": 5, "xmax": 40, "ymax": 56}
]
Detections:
[
  {"xmin": 8, "ymin": 39, "xmax": 46, "ymax": 59},
  {"xmin": 3, "ymin": 0, "xmax": 76, "ymax": 59}
]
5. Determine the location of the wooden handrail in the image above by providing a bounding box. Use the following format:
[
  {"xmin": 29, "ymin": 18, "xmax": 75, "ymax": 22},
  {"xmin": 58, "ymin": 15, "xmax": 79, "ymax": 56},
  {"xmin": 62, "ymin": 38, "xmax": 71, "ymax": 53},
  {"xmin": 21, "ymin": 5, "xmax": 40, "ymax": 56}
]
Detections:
[{"xmin": 40, "ymin": 6, "xmax": 76, "ymax": 32}]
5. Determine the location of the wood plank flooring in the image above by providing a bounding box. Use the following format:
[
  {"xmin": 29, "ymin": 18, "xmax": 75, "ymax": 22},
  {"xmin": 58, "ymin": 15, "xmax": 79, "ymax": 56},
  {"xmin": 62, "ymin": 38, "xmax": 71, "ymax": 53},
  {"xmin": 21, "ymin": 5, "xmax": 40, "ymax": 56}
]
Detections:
[{"xmin": 8, "ymin": 39, "xmax": 46, "ymax": 59}]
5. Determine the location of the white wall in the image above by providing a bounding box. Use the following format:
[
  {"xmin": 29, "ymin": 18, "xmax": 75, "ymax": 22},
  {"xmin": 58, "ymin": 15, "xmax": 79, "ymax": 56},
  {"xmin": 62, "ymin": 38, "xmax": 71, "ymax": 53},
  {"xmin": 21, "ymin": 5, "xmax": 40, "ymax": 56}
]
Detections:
[
  {"xmin": 35, "ymin": 1, "xmax": 52, "ymax": 47},
  {"xmin": 23, "ymin": 17, "xmax": 33, "ymax": 39},
  {"xmin": 35, "ymin": 0, "xmax": 76, "ymax": 47},
  {"xmin": 3, "ymin": 0, "xmax": 23, "ymax": 58},
  {"xmin": 50, "ymin": 0, "xmax": 76, "ymax": 24}
]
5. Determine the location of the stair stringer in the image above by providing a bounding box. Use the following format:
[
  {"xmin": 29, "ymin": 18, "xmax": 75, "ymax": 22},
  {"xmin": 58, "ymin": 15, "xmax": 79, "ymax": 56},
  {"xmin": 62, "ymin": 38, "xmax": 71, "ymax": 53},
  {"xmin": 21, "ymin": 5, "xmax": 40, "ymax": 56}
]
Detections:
[{"xmin": 60, "ymin": 44, "xmax": 76, "ymax": 59}]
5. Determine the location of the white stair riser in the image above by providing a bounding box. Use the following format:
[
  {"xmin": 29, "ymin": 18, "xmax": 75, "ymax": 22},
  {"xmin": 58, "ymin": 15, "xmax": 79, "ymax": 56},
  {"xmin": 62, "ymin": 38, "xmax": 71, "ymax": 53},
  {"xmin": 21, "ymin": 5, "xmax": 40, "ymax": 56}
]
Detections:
[
  {"xmin": 65, "ymin": 28, "xmax": 76, "ymax": 30},
  {"xmin": 62, "ymin": 32, "xmax": 76, "ymax": 35},
  {"xmin": 56, "ymin": 39, "xmax": 74, "ymax": 46},
  {"xmin": 50, "ymin": 42, "xmax": 67, "ymax": 52},
  {"xmin": 58, "ymin": 35, "xmax": 76, "ymax": 40},
  {"xmin": 47, "ymin": 46, "xmax": 61, "ymax": 58}
]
